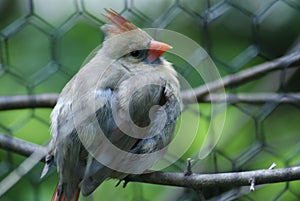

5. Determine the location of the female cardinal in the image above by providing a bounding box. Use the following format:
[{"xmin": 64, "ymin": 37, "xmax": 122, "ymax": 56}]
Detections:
[{"xmin": 42, "ymin": 9, "xmax": 182, "ymax": 201}]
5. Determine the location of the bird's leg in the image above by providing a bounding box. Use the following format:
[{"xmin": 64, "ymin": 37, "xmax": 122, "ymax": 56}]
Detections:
[{"xmin": 115, "ymin": 177, "xmax": 129, "ymax": 188}]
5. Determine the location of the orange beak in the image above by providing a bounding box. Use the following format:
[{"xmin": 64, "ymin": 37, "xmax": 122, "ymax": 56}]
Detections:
[{"xmin": 147, "ymin": 40, "xmax": 172, "ymax": 63}]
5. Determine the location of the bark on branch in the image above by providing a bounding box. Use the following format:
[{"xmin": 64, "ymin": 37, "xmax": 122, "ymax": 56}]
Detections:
[
  {"xmin": 127, "ymin": 166, "xmax": 300, "ymax": 188},
  {"xmin": 181, "ymin": 51, "xmax": 300, "ymax": 104},
  {"xmin": 0, "ymin": 132, "xmax": 299, "ymax": 189},
  {"xmin": 1, "ymin": 92, "xmax": 300, "ymax": 111},
  {"xmin": 201, "ymin": 93, "xmax": 300, "ymax": 104},
  {"xmin": 0, "ymin": 51, "xmax": 299, "ymax": 110},
  {"xmin": 0, "ymin": 94, "xmax": 58, "ymax": 110},
  {"xmin": 0, "ymin": 132, "xmax": 47, "ymax": 161}
]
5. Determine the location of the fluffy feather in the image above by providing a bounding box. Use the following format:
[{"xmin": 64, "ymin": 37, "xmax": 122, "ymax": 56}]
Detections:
[{"xmin": 43, "ymin": 9, "xmax": 182, "ymax": 201}]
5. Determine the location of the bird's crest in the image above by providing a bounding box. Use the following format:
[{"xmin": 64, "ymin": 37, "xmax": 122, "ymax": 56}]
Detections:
[{"xmin": 102, "ymin": 9, "xmax": 137, "ymax": 35}]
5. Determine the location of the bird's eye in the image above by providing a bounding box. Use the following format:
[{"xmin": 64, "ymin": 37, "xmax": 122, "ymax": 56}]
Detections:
[{"xmin": 130, "ymin": 50, "xmax": 141, "ymax": 58}]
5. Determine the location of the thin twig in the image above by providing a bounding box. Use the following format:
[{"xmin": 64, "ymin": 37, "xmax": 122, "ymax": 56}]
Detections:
[
  {"xmin": 0, "ymin": 93, "xmax": 58, "ymax": 110},
  {"xmin": 0, "ymin": 132, "xmax": 299, "ymax": 189},
  {"xmin": 268, "ymin": 163, "xmax": 277, "ymax": 170},
  {"xmin": 181, "ymin": 51, "xmax": 300, "ymax": 104},
  {"xmin": 184, "ymin": 158, "xmax": 193, "ymax": 176},
  {"xmin": 204, "ymin": 93, "xmax": 300, "ymax": 104},
  {"xmin": 249, "ymin": 178, "xmax": 255, "ymax": 191}
]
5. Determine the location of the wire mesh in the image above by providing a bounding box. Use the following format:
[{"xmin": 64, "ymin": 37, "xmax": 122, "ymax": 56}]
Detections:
[{"xmin": 0, "ymin": 0, "xmax": 300, "ymax": 200}]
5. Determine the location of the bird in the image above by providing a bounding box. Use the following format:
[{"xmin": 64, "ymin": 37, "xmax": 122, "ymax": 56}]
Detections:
[{"xmin": 41, "ymin": 9, "xmax": 182, "ymax": 201}]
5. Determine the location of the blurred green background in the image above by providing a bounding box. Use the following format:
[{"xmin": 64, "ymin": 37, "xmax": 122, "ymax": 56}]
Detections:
[{"xmin": 1, "ymin": 0, "xmax": 300, "ymax": 200}]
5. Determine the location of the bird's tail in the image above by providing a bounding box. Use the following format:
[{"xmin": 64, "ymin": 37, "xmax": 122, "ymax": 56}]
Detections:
[{"xmin": 51, "ymin": 183, "xmax": 80, "ymax": 201}]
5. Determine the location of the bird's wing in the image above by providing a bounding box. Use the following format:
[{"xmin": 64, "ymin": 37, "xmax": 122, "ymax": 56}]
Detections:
[
  {"xmin": 81, "ymin": 84, "xmax": 167, "ymax": 195},
  {"xmin": 131, "ymin": 84, "xmax": 182, "ymax": 153}
]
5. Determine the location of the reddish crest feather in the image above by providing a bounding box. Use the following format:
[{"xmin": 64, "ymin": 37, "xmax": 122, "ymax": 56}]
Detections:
[{"xmin": 102, "ymin": 9, "xmax": 137, "ymax": 34}]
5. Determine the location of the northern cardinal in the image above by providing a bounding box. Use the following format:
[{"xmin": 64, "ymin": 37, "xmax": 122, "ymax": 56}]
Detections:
[{"xmin": 42, "ymin": 9, "xmax": 182, "ymax": 201}]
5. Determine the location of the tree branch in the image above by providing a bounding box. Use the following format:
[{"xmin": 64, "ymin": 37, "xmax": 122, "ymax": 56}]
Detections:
[
  {"xmin": 181, "ymin": 51, "xmax": 300, "ymax": 104},
  {"xmin": 1, "ymin": 92, "xmax": 299, "ymax": 111},
  {"xmin": 127, "ymin": 166, "xmax": 300, "ymax": 188},
  {"xmin": 0, "ymin": 51, "xmax": 299, "ymax": 110},
  {"xmin": 0, "ymin": 132, "xmax": 299, "ymax": 189},
  {"xmin": 204, "ymin": 93, "xmax": 300, "ymax": 104},
  {"xmin": 0, "ymin": 132, "xmax": 47, "ymax": 161},
  {"xmin": 0, "ymin": 94, "xmax": 58, "ymax": 110}
]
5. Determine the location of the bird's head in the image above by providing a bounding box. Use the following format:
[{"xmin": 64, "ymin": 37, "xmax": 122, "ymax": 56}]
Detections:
[{"xmin": 100, "ymin": 9, "xmax": 172, "ymax": 73}]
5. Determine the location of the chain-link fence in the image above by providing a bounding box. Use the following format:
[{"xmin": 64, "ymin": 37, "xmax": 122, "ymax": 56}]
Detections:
[{"xmin": 0, "ymin": 0, "xmax": 300, "ymax": 200}]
